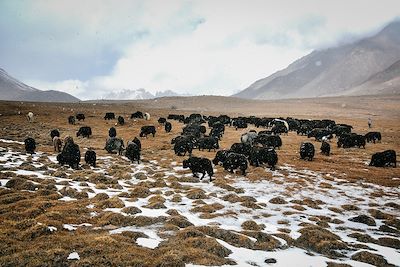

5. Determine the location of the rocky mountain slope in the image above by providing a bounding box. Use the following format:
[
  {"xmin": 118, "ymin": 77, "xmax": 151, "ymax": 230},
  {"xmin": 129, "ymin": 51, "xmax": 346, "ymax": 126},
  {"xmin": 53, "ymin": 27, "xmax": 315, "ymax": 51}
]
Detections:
[
  {"xmin": 235, "ymin": 21, "xmax": 400, "ymax": 99},
  {"xmin": 0, "ymin": 68, "xmax": 79, "ymax": 102},
  {"xmin": 344, "ymin": 59, "xmax": 400, "ymax": 96}
]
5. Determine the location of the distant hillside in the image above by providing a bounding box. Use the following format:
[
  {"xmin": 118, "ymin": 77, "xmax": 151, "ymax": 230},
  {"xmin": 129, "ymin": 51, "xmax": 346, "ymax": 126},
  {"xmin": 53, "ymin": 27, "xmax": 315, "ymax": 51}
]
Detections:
[
  {"xmin": 16, "ymin": 90, "xmax": 80, "ymax": 102},
  {"xmin": 235, "ymin": 21, "xmax": 400, "ymax": 99},
  {"xmin": 344, "ymin": 59, "xmax": 400, "ymax": 96},
  {"xmin": 0, "ymin": 68, "xmax": 80, "ymax": 102},
  {"xmin": 0, "ymin": 68, "xmax": 38, "ymax": 100}
]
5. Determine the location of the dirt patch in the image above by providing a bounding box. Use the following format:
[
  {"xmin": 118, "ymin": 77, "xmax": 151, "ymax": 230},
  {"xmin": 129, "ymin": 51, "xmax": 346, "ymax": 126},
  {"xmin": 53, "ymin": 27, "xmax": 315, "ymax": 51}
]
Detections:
[
  {"xmin": 351, "ymin": 251, "xmax": 395, "ymax": 267},
  {"xmin": 165, "ymin": 215, "xmax": 194, "ymax": 229},
  {"xmin": 59, "ymin": 187, "xmax": 89, "ymax": 199},
  {"xmin": 186, "ymin": 188, "xmax": 208, "ymax": 199},
  {"xmin": 348, "ymin": 215, "xmax": 376, "ymax": 226},
  {"xmin": 269, "ymin": 197, "xmax": 287, "ymax": 204},
  {"xmin": 191, "ymin": 203, "xmax": 224, "ymax": 213},
  {"xmin": 5, "ymin": 178, "xmax": 38, "ymax": 191},
  {"xmin": 96, "ymin": 196, "xmax": 125, "ymax": 209},
  {"xmin": 295, "ymin": 226, "xmax": 348, "ymax": 258},
  {"xmin": 241, "ymin": 220, "xmax": 265, "ymax": 231},
  {"xmin": 196, "ymin": 226, "xmax": 254, "ymax": 249},
  {"xmin": 145, "ymin": 195, "xmax": 166, "ymax": 209},
  {"xmin": 129, "ymin": 186, "xmax": 151, "ymax": 198}
]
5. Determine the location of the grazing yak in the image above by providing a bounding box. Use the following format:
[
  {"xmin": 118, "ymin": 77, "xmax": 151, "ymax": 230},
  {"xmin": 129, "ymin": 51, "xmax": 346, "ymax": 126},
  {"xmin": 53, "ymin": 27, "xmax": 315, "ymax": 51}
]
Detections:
[
  {"xmin": 140, "ymin": 126, "xmax": 156, "ymax": 138},
  {"xmin": 332, "ymin": 125, "xmax": 352, "ymax": 137},
  {"xmin": 187, "ymin": 113, "xmax": 204, "ymax": 124},
  {"xmin": 255, "ymin": 118, "xmax": 272, "ymax": 128},
  {"xmin": 183, "ymin": 157, "xmax": 214, "ymax": 181},
  {"xmin": 254, "ymin": 135, "xmax": 282, "ymax": 149},
  {"xmin": 117, "ymin": 116, "xmax": 125, "ymax": 125},
  {"xmin": 104, "ymin": 112, "xmax": 116, "ymax": 120},
  {"xmin": 50, "ymin": 129, "xmax": 60, "ymax": 139},
  {"xmin": 300, "ymin": 142, "xmax": 315, "ymax": 161},
  {"xmin": 76, "ymin": 113, "xmax": 85, "ymax": 121},
  {"xmin": 105, "ymin": 137, "xmax": 124, "ymax": 155},
  {"xmin": 210, "ymin": 122, "xmax": 225, "ymax": 139},
  {"xmin": 211, "ymin": 122, "xmax": 225, "ymax": 133},
  {"xmin": 198, "ymin": 137, "xmax": 219, "ymax": 152},
  {"xmin": 249, "ymin": 147, "xmax": 278, "ymax": 170},
  {"xmin": 308, "ymin": 129, "xmax": 333, "ymax": 141},
  {"xmin": 241, "ymin": 131, "xmax": 258, "ymax": 146},
  {"xmin": 212, "ymin": 150, "xmax": 232, "ymax": 166},
  {"xmin": 171, "ymin": 135, "xmax": 185, "ymax": 144},
  {"xmin": 26, "ymin": 112, "xmax": 34, "ymax": 123},
  {"xmin": 232, "ymin": 119, "xmax": 247, "ymax": 130},
  {"xmin": 271, "ymin": 124, "xmax": 288, "ymax": 135},
  {"xmin": 168, "ymin": 114, "xmax": 184, "ymax": 121},
  {"xmin": 109, "ymin": 127, "xmax": 117, "ymax": 138},
  {"xmin": 222, "ymin": 152, "xmax": 248, "ymax": 175},
  {"xmin": 68, "ymin": 115, "xmax": 76, "ymax": 125},
  {"xmin": 158, "ymin": 117, "xmax": 167, "ymax": 125},
  {"xmin": 165, "ymin": 121, "xmax": 172, "ymax": 133},
  {"xmin": 365, "ymin": 132, "xmax": 381, "ymax": 143},
  {"xmin": 76, "ymin": 126, "xmax": 92, "ymax": 138},
  {"xmin": 230, "ymin": 143, "xmax": 252, "ymax": 157},
  {"xmin": 144, "ymin": 112, "xmax": 151, "ymax": 121},
  {"xmin": 320, "ymin": 141, "xmax": 330, "ymax": 156},
  {"xmin": 183, "ymin": 124, "xmax": 206, "ymax": 138},
  {"xmin": 271, "ymin": 119, "xmax": 289, "ymax": 131},
  {"xmin": 369, "ymin": 150, "xmax": 396, "ymax": 167},
  {"xmin": 258, "ymin": 130, "xmax": 273, "ymax": 136},
  {"xmin": 210, "ymin": 127, "xmax": 224, "ymax": 140},
  {"xmin": 337, "ymin": 134, "xmax": 365, "ymax": 149},
  {"xmin": 297, "ymin": 125, "xmax": 311, "ymax": 136},
  {"xmin": 172, "ymin": 135, "xmax": 198, "ymax": 148},
  {"xmin": 132, "ymin": 137, "xmax": 141, "ymax": 151},
  {"xmin": 57, "ymin": 137, "xmax": 80, "ymax": 169},
  {"xmin": 126, "ymin": 141, "xmax": 140, "ymax": 163},
  {"xmin": 174, "ymin": 138, "xmax": 193, "ymax": 156},
  {"xmin": 131, "ymin": 111, "xmax": 144, "ymax": 119},
  {"xmin": 53, "ymin": 136, "xmax": 62, "ymax": 152},
  {"xmin": 85, "ymin": 150, "xmax": 96, "ymax": 167},
  {"xmin": 24, "ymin": 138, "xmax": 36, "ymax": 154}
]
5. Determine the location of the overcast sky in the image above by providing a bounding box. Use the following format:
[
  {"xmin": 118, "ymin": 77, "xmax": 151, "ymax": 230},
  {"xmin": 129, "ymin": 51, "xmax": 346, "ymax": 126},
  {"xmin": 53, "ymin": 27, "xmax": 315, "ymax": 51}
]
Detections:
[{"xmin": 1, "ymin": 0, "xmax": 400, "ymax": 100}]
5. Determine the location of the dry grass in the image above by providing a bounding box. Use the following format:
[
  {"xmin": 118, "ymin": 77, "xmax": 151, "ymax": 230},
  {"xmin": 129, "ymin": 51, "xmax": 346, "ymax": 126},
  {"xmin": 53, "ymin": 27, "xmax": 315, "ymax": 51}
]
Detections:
[{"xmin": 0, "ymin": 95, "xmax": 399, "ymax": 266}]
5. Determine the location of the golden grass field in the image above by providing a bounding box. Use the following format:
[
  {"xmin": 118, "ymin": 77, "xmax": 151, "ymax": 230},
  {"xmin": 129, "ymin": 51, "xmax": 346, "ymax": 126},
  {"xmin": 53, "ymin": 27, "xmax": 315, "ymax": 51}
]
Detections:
[{"xmin": 0, "ymin": 95, "xmax": 399, "ymax": 266}]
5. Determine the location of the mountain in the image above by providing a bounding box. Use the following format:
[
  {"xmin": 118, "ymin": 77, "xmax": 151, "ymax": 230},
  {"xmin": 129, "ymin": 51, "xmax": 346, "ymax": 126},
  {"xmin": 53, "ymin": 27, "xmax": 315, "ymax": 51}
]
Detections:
[
  {"xmin": 0, "ymin": 68, "xmax": 80, "ymax": 102},
  {"xmin": 0, "ymin": 68, "xmax": 38, "ymax": 100},
  {"xmin": 344, "ymin": 59, "xmax": 400, "ymax": 96},
  {"xmin": 103, "ymin": 88, "xmax": 184, "ymax": 100},
  {"xmin": 104, "ymin": 89, "xmax": 154, "ymax": 100},
  {"xmin": 17, "ymin": 90, "xmax": 80, "ymax": 102},
  {"xmin": 235, "ymin": 20, "xmax": 400, "ymax": 99}
]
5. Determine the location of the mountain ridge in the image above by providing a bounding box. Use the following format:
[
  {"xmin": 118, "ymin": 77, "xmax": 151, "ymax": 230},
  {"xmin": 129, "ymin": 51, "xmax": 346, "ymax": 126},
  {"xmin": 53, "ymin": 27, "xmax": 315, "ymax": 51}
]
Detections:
[
  {"xmin": 0, "ymin": 68, "xmax": 80, "ymax": 102},
  {"xmin": 234, "ymin": 20, "xmax": 400, "ymax": 99}
]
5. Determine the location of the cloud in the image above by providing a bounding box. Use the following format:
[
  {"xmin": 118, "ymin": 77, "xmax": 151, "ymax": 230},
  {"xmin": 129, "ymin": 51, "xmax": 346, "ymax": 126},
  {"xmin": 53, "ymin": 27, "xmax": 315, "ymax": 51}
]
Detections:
[
  {"xmin": 1, "ymin": 0, "xmax": 400, "ymax": 99},
  {"xmin": 92, "ymin": 35, "xmax": 306, "ymax": 96}
]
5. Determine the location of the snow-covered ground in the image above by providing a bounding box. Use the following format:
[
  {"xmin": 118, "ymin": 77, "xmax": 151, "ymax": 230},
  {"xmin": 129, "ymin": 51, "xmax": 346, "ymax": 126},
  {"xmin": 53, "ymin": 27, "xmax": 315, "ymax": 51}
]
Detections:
[{"xmin": 1, "ymin": 144, "xmax": 399, "ymax": 267}]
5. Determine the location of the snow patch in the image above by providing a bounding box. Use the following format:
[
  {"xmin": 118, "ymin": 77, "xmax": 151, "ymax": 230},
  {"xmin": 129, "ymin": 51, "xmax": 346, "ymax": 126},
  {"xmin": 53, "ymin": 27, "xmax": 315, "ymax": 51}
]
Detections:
[
  {"xmin": 67, "ymin": 252, "xmax": 80, "ymax": 260},
  {"xmin": 0, "ymin": 139, "xmax": 24, "ymax": 145}
]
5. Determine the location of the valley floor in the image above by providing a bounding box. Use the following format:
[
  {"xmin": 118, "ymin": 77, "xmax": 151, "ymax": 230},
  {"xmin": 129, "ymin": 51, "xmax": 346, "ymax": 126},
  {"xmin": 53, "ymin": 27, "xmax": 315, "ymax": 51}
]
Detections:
[{"xmin": 0, "ymin": 96, "xmax": 399, "ymax": 266}]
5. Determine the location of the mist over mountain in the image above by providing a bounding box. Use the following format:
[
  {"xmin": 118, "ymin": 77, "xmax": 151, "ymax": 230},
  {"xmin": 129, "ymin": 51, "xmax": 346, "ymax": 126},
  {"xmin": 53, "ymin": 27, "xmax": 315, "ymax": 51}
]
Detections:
[
  {"xmin": 235, "ymin": 21, "xmax": 400, "ymax": 100},
  {"xmin": 103, "ymin": 88, "xmax": 186, "ymax": 100},
  {"xmin": 0, "ymin": 68, "xmax": 80, "ymax": 102}
]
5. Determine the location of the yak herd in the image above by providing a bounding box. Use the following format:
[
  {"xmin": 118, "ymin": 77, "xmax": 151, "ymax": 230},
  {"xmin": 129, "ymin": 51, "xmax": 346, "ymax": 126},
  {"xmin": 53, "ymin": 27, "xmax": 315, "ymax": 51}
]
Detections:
[{"xmin": 22, "ymin": 111, "xmax": 396, "ymax": 181}]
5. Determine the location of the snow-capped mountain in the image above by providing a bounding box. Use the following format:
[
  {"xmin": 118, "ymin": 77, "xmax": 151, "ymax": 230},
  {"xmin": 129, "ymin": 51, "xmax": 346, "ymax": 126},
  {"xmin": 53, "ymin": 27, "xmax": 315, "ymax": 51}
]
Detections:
[{"xmin": 103, "ymin": 88, "xmax": 184, "ymax": 100}]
